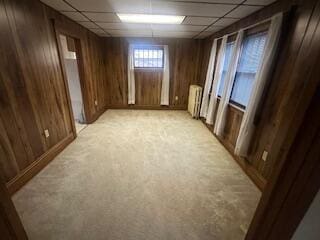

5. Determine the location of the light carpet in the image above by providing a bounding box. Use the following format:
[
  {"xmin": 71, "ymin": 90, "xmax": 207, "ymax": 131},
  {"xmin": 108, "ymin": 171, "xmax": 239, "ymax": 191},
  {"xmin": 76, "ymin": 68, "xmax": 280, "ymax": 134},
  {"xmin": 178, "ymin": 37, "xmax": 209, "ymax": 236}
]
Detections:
[{"xmin": 13, "ymin": 110, "xmax": 260, "ymax": 240}]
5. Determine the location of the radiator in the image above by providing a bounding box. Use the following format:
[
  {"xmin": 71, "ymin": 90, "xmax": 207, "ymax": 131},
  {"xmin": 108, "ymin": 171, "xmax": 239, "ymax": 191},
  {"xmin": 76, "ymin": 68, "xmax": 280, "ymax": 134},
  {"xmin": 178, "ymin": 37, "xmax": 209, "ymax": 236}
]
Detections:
[{"xmin": 188, "ymin": 85, "xmax": 202, "ymax": 119}]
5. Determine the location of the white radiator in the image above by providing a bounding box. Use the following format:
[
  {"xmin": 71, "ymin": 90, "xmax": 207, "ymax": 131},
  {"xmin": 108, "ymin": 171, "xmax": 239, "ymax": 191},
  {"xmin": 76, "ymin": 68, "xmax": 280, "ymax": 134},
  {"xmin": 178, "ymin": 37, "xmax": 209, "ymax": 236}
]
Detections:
[{"xmin": 188, "ymin": 85, "xmax": 202, "ymax": 118}]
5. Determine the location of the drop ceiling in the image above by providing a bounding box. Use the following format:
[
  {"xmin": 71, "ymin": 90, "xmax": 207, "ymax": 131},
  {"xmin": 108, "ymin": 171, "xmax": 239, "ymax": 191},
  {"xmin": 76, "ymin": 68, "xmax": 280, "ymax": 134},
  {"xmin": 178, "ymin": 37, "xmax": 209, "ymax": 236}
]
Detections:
[{"xmin": 41, "ymin": 0, "xmax": 277, "ymax": 38}]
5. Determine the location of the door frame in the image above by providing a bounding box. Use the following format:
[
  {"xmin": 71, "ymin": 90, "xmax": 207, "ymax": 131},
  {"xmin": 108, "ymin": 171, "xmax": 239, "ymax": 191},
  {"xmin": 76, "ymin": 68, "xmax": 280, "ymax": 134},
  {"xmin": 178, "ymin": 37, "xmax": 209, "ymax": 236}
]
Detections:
[{"xmin": 52, "ymin": 20, "xmax": 89, "ymax": 137}]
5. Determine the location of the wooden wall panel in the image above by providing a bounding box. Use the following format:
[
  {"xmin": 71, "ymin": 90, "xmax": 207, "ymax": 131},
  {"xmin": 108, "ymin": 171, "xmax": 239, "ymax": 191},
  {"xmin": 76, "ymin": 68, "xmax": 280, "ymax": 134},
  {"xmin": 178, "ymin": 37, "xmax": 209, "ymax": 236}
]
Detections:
[
  {"xmin": 105, "ymin": 38, "xmax": 128, "ymax": 107},
  {"xmin": 135, "ymin": 69, "xmax": 162, "ymax": 106},
  {"xmin": 198, "ymin": 0, "xmax": 320, "ymax": 189},
  {"xmin": 104, "ymin": 37, "xmax": 202, "ymax": 109},
  {"xmin": 223, "ymin": 106, "xmax": 243, "ymax": 147},
  {"xmin": 0, "ymin": 118, "xmax": 19, "ymax": 182},
  {"xmin": 48, "ymin": 8, "xmax": 108, "ymax": 123},
  {"xmin": 5, "ymin": 0, "xmax": 71, "ymax": 149},
  {"xmin": 246, "ymin": 0, "xmax": 320, "ymax": 235},
  {"xmin": 201, "ymin": 99, "xmax": 266, "ymax": 190},
  {"xmin": 86, "ymin": 32, "xmax": 107, "ymax": 117},
  {"xmin": 248, "ymin": 0, "xmax": 318, "ymax": 180},
  {"xmin": 171, "ymin": 39, "xmax": 202, "ymax": 107},
  {"xmin": 0, "ymin": 176, "xmax": 27, "ymax": 239},
  {"xmin": 0, "ymin": 0, "xmax": 107, "ymax": 192}
]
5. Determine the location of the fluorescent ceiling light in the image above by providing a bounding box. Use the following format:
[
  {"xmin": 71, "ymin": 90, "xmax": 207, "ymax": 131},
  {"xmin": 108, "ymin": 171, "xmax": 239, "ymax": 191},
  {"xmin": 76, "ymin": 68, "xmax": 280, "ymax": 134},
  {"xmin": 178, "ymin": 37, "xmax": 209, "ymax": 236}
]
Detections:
[{"xmin": 117, "ymin": 14, "xmax": 185, "ymax": 24}]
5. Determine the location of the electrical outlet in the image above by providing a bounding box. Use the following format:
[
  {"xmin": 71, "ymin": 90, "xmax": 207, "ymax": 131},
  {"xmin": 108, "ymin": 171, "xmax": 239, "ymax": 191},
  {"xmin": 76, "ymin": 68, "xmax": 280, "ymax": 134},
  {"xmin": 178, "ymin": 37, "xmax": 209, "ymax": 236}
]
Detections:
[
  {"xmin": 94, "ymin": 100, "xmax": 98, "ymax": 106},
  {"xmin": 175, "ymin": 96, "xmax": 178, "ymax": 101},
  {"xmin": 262, "ymin": 150, "xmax": 268, "ymax": 162},
  {"xmin": 44, "ymin": 129, "xmax": 50, "ymax": 138}
]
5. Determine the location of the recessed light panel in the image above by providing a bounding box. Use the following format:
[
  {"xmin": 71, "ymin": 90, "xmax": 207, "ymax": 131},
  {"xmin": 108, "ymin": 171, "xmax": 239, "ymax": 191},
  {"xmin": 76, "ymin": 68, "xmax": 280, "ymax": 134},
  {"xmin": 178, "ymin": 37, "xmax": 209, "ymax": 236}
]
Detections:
[{"xmin": 117, "ymin": 14, "xmax": 185, "ymax": 24}]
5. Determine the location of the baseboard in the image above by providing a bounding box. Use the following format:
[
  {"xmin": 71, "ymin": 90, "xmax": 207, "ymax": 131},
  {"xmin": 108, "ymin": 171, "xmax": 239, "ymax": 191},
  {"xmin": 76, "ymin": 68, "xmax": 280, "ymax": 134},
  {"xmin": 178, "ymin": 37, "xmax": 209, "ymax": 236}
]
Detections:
[
  {"xmin": 229, "ymin": 150, "xmax": 267, "ymax": 191},
  {"xmin": 7, "ymin": 133, "xmax": 75, "ymax": 195},
  {"xmin": 201, "ymin": 120, "xmax": 266, "ymax": 191},
  {"xmin": 86, "ymin": 108, "xmax": 107, "ymax": 124},
  {"xmin": 106, "ymin": 104, "xmax": 187, "ymax": 110}
]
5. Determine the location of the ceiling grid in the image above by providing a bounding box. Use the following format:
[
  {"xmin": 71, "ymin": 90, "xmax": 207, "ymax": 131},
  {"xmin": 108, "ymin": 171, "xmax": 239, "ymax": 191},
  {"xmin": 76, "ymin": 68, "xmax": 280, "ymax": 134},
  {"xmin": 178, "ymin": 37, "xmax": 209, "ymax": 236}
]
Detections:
[{"xmin": 40, "ymin": 0, "xmax": 277, "ymax": 38}]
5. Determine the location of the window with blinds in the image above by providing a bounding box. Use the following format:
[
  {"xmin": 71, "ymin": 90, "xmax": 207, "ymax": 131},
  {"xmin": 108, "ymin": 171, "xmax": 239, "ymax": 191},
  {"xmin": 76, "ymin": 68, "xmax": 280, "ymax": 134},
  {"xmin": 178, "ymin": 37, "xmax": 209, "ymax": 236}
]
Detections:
[
  {"xmin": 230, "ymin": 32, "xmax": 267, "ymax": 108},
  {"xmin": 218, "ymin": 42, "xmax": 235, "ymax": 97},
  {"xmin": 133, "ymin": 47, "xmax": 164, "ymax": 68}
]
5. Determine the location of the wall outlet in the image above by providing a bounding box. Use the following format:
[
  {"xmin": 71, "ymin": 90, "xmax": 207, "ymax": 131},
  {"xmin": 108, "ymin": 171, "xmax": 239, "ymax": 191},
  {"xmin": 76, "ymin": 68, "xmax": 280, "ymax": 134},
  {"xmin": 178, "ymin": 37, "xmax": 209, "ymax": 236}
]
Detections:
[
  {"xmin": 44, "ymin": 129, "xmax": 50, "ymax": 138},
  {"xmin": 175, "ymin": 96, "xmax": 179, "ymax": 101},
  {"xmin": 94, "ymin": 100, "xmax": 98, "ymax": 106},
  {"xmin": 262, "ymin": 150, "xmax": 268, "ymax": 162}
]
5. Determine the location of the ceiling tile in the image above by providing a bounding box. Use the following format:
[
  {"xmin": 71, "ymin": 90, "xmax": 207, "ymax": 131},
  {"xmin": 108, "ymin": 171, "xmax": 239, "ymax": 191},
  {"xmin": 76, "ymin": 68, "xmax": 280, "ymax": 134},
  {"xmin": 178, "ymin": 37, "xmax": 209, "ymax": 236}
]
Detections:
[
  {"xmin": 97, "ymin": 22, "xmax": 151, "ymax": 30},
  {"xmin": 182, "ymin": 17, "xmax": 218, "ymax": 26},
  {"xmin": 214, "ymin": 17, "xmax": 239, "ymax": 26},
  {"xmin": 244, "ymin": 0, "xmax": 277, "ymax": 5},
  {"xmin": 40, "ymin": 0, "xmax": 75, "ymax": 11},
  {"xmin": 151, "ymin": 24, "xmax": 205, "ymax": 31},
  {"xmin": 97, "ymin": 32, "xmax": 111, "ymax": 37},
  {"xmin": 90, "ymin": 31, "xmax": 110, "ymax": 37},
  {"xmin": 65, "ymin": 0, "xmax": 110, "ymax": 11},
  {"xmin": 66, "ymin": 0, "xmax": 150, "ymax": 13},
  {"xmin": 89, "ymin": 29, "xmax": 107, "ymax": 34},
  {"xmin": 89, "ymin": 29, "xmax": 111, "ymax": 37},
  {"xmin": 205, "ymin": 25, "xmax": 224, "ymax": 32},
  {"xmin": 61, "ymin": 12, "xmax": 88, "ymax": 21},
  {"xmin": 150, "ymin": 2, "xmax": 236, "ymax": 17},
  {"xmin": 153, "ymin": 31, "xmax": 196, "ymax": 38},
  {"xmin": 78, "ymin": 21, "xmax": 99, "ymax": 28},
  {"xmin": 100, "ymin": 34, "xmax": 111, "ymax": 37},
  {"xmin": 108, "ymin": 29, "xmax": 152, "ymax": 37},
  {"xmin": 225, "ymin": 5, "xmax": 263, "ymax": 18},
  {"xmin": 82, "ymin": 13, "xmax": 120, "ymax": 22},
  {"xmin": 111, "ymin": 0, "xmax": 151, "ymax": 14},
  {"xmin": 194, "ymin": 31, "xmax": 215, "ymax": 39}
]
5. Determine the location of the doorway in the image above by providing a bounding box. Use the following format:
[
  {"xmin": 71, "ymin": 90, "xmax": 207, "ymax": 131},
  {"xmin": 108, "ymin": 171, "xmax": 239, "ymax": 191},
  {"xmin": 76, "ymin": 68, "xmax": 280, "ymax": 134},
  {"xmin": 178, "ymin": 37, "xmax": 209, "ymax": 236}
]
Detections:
[{"xmin": 59, "ymin": 34, "xmax": 87, "ymax": 134}]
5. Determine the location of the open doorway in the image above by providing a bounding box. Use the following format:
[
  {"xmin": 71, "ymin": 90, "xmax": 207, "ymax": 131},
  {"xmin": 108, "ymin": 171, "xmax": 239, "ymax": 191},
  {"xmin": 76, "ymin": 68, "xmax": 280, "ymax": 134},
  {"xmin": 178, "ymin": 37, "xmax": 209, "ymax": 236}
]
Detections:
[{"xmin": 59, "ymin": 34, "xmax": 87, "ymax": 134}]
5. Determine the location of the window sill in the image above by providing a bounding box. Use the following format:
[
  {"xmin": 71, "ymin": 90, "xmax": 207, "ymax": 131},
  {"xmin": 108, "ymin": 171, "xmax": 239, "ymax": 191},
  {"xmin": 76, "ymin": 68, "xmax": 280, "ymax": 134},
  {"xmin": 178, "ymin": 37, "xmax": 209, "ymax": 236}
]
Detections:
[
  {"xmin": 229, "ymin": 102, "xmax": 245, "ymax": 112},
  {"xmin": 134, "ymin": 68, "xmax": 163, "ymax": 72}
]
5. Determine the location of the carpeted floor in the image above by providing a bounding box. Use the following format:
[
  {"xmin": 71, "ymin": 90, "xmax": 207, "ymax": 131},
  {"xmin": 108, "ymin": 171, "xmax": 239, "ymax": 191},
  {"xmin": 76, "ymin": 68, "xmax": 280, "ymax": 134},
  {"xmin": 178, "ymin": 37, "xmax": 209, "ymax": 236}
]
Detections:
[
  {"xmin": 13, "ymin": 110, "xmax": 261, "ymax": 240},
  {"xmin": 74, "ymin": 121, "xmax": 87, "ymax": 134}
]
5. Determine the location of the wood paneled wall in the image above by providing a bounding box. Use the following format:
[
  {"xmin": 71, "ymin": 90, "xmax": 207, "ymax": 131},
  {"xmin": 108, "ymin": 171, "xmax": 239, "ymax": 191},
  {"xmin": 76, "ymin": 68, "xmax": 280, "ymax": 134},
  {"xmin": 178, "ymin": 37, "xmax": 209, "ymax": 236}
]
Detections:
[
  {"xmin": 135, "ymin": 69, "xmax": 163, "ymax": 106},
  {"xmin": 0, "ymin": 175, "xmax": 27, "ymax": 239},
  {"xmin": 104, "ymin": 37, "xmax": 203, "ymax": 109},
  {"xmin": 48, "ymin": 9, "xmax": 107, "ymax": 123},
  {"xmin": 0, "ymin": 0, "xmax": 107, "ymax": 193},
  {"xmin": 199, "ymin": 0, "xmax": 320, "ymax": 189}
]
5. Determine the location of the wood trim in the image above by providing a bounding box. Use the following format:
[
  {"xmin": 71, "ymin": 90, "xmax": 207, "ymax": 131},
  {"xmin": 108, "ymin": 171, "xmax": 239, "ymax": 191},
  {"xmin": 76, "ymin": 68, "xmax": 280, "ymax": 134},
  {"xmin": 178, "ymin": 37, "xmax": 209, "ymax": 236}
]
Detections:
[
  {"xmin": 73, "ymin": 37, "xmax": 91, "ymax": 124},
  {"xmin": 134, "ymin": 68, "xmax": 164, "ymax": 73},
  {"xmin": 86, "ymin": 107, "xmax": 106, "ymax": 124},
  {"xmin": 53, "ymin": 20, "xmax": 90, "ymax": 128},
  {"xmin": 245, "ymin": 21, "xmax": 270, "ymax": 36},
  {"xmin": 220, "ymin": 138, "xmax": 267, "ymax": 190},
  {"xmin": 6, "ymin": 133, "xmax": 75, "ymax": 195},
  {"xmin": 52, "ymin": 21, "xmax": 77, "ymax": 137}
]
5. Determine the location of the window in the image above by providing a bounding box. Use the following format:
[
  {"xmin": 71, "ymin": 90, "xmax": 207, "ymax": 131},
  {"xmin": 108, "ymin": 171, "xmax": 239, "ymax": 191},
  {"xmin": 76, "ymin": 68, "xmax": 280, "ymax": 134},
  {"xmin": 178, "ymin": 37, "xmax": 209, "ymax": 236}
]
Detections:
[
  {"xmin": 218, "ymin": 42, "xmax": 235, "ymax": 97},
  {"xmin": 133, "ymin": 47, "xmax": 164, "ymax": 68},
  {"xmin": 230, "ymin": 32, "xmax": 267, "ymax": 108}
]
